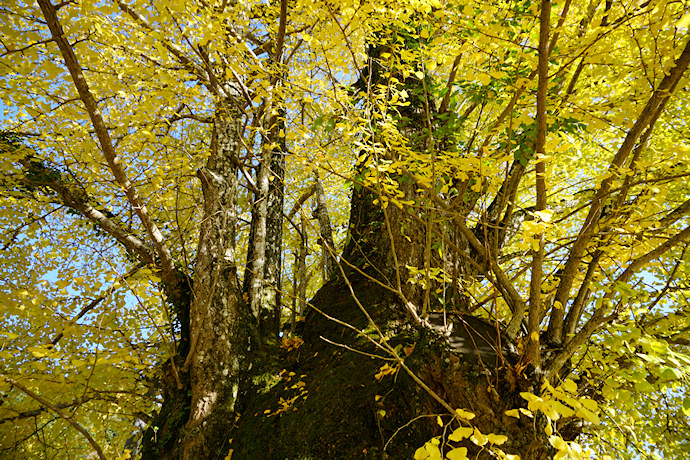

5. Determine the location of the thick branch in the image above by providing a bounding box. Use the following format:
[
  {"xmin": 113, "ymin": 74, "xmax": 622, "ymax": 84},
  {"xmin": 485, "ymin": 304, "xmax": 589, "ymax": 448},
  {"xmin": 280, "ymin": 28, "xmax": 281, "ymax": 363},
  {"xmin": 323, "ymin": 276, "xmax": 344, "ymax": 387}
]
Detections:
[
  {"xmin": 523, "ymin": 0, "xmax": 551, "ymax": 363},
  {"xmin": 274, "ymin": 0, "xmax": 288, "ymax": 64},
  {"xmin": 439, "ymin": 52, "xmax": 464, "ymax": 114},
  {"xmin": 562, "ymin": 250, "xmax": 601, "ymax": 338},
  {"xmin": 0, "ymin": 396, "xmax": 94, "ymax": 424},
  {"xmin": 545, "ymin": 308, "xmax": 615, "ymax": 380},
  {"xmin": 287, "ymin": 184, "xmax": 316, "ymax": 220},
  {"xmin": 17, "ymin": 157, "xmax": 155, "ymax": 264},
  {"xmin": 659, "ymin": 198, "xmax": 690, "ymax": 228},
  {"xmin": 37, "ymin": 0, "xmax": 175, "ymax": 275},
  {"xmin": 484, "ymin": 160, "xmax": 525, "ymax": 232},
  {"xmin": 614, "ymin": 225, "xmax": 690, "ymax": 286}
]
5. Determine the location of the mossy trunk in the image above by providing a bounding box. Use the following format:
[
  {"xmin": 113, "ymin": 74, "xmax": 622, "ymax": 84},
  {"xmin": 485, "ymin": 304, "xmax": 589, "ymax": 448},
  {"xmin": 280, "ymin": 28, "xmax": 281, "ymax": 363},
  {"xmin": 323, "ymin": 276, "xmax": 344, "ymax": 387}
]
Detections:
[{"xmin": 229, "ymin": 273, "xmax": 552, "ymax": 459}]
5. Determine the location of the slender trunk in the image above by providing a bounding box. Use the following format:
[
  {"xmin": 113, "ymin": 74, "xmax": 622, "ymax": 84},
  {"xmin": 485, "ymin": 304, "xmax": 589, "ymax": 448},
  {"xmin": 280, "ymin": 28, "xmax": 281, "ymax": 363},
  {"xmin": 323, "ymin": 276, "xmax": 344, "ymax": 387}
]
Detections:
[
  {"xmin": 244, "ymin": 110, "xmax": 286, "ymax": 352},
  {"xmin": 288, "ymin": 213, "xmax": 309, "ymax": 333},
  {"xmin": 290, "ymin": 251, "xmax": 298, "ymax": 333},
  {"xmin": 262, "ymin": 109, "xmax": 286, "ymax": 343},
  {"xmin": 313, "ymin": 171, "xmax": 337, "ymax": 281},
  {"xmin": 297, "ymin": 213, "xmax": 309, "ymax": 316}
]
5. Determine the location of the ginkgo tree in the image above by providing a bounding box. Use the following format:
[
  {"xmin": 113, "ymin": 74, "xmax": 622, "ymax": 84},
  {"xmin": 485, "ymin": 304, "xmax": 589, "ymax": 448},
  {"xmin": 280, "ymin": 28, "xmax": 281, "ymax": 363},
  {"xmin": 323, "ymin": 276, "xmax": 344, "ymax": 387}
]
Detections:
[{"xmin": 1, "ymin": 0, "xmax": 689, "ymax": 458}]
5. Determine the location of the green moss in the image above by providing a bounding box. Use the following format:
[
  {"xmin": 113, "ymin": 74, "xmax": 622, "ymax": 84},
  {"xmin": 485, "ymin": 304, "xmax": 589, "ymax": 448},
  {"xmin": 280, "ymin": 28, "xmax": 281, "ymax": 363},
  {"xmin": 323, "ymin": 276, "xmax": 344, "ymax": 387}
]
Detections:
[{"xmin": 252, "ymin": 371, "xmax": 283, "ymax": 393}]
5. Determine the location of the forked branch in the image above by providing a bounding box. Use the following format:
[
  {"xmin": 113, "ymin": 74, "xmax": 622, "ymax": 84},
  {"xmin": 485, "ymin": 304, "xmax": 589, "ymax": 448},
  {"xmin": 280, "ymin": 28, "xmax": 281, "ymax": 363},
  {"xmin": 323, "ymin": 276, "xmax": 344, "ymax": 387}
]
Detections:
[{"xmin": 547, "ymin": 33, "xmax": 690, "ymax": 345}]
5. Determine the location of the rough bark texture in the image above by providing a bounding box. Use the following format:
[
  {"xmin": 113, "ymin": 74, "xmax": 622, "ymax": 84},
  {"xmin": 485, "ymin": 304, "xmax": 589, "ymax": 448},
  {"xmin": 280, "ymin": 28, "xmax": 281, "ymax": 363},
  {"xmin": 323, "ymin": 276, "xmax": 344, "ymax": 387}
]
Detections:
[
  {"xmin": 262, "ymin": 110, "xmax": 286, "ymax": 345},
  {"xmin": 313, "ymin": 171, "xmax": 337, "ymax": 281},
  {"xmin": 244, "ymin": 109, "xmax": 286, "ymax": 354},
  {"xmin": 297, "ymin": 214, "xmax": 309, "ymax": 317},
  {"xmin": 229, "ymin": 272, "xmax": 551, "ymax": 459},
  {"xmin": 178, "ymin": 101, "xmax": 246, "ymax": 459}
]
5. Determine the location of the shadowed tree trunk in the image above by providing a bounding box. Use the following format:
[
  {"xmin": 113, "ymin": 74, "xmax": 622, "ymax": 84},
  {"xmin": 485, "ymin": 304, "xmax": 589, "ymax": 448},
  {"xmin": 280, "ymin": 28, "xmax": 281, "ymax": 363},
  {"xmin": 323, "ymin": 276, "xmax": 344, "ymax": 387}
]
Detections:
[
  {"xmin": 243, "ymin": 5, "xmax": 288, "ymax": 355},
  {"xmin": 313, "ymin": 170, "xmax": 337, "ymax": 281},
  {"xmin": 226, "ymin": 23, "xmax": 554, "ymax": 460}
]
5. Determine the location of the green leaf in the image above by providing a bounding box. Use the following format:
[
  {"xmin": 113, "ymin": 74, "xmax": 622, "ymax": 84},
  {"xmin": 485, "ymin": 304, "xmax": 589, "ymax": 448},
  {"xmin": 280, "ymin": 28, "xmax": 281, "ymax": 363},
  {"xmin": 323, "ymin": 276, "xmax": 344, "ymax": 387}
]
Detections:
[
  {"xmin": 682, "ymin": 397, "xmax": 690, "ymax": 417},
  {"xmin": 657, "ymin": 366, "xmax": 683, "ymax": 381},
  {"xmin": 324, "ymin": 117, "xmax": 336, "ymax": 133},
  {"xmin": 311, "ymin": 115, "xmax": 325, "ymax": 131}
]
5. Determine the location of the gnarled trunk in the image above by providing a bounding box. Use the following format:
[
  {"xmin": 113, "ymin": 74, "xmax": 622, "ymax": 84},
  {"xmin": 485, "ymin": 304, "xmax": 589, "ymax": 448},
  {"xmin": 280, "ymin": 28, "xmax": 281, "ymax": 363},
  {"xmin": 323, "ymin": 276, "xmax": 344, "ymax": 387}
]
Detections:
[{"xmin": 229, "ymin": 270, "xmax": 551, "ymax": 459}]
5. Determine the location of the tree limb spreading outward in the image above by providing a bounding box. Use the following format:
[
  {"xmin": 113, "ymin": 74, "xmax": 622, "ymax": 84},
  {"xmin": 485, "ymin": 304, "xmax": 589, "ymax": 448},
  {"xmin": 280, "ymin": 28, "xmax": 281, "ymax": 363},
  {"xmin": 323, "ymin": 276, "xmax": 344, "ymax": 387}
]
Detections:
[{"xmin": 37, "ymin": 0, "xmax": 175, "ymax": 275}]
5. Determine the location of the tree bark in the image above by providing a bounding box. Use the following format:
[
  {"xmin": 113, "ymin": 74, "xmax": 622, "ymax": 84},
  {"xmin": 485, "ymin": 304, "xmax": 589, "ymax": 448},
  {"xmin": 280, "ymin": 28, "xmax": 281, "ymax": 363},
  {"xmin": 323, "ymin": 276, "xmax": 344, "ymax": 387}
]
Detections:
[
  {"xmin": 177, "ymin": 99, "xmax": 246, "ymax": 459},
  {"xmin": 229, "ymin": 272, "xmax": 550, "ymax": 459},
  {"xmin": 243, "ymin": 109, "xmax": 286, "ymax": 353},
  {"xmin": 313, "ymin": 171, "xmax": 337, "ymax": 281}
]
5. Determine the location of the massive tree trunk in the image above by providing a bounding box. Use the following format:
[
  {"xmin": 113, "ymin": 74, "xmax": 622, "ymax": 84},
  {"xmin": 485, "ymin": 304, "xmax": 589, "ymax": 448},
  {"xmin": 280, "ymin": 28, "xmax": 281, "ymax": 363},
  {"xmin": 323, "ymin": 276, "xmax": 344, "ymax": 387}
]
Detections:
[
  {"xmin": 228, "ymin": 171, "xmax": 551, "ymax": 459},
  {"xmin": 227, "ymin": 24, "xmax": 554, "ymax": 460}
]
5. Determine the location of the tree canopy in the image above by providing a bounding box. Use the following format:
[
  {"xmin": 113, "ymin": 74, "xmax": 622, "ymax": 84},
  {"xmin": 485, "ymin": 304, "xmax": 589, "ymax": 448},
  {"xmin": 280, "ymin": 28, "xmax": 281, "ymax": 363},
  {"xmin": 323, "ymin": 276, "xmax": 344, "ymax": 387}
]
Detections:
[{"xmin": 1, "ymin": 0, "xmax": 690, "ymax": 458}]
